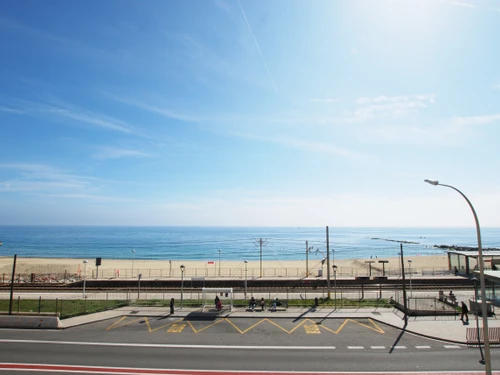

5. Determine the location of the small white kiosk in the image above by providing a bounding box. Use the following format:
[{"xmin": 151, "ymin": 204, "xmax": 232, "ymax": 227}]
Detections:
[{"xmin": 201, "ymin": 287, "xmax": 233, "ymax": 311}]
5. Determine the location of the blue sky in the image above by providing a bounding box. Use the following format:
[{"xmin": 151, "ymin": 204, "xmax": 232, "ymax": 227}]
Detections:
[{"xmin": 1, "ymin": 0, "xmax": 500, "ymax": 227}]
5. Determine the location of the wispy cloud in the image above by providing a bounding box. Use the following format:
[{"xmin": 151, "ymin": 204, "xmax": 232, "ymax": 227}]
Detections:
[
  {"xmin": 444, "ymin": 0, "xmax": 475, "ymax": 8},
  {"xmin": 346, "ymin": 94, "xmax": 435, "ymax": 122},
  {"xmin": 309, "ymin": 98, "xmax": 340, "ymax": 103},
  {"xmin": 237, "ymin": 0, "xmax": 278, "ymax": 92},
  {"xmin": 356, "ymin": 94, "xmax": 435, "ymax": 105},
  {"xmin": 106, "ymin": 94, "xmax": 200, "ymax": 123},
  {"xmin": 0, "ymin": 163, "xmax": 94, "ymax": 193},
  {"xmin": 1, "ymin": 97, "xmax": 140, "ymax": 135},
  {"xmin": 0, "ymin": 105, "xmax": 24, "ymax": 114},
  {"xmin": 451, "ymin": 113, "xmax": 500, "ymax": 126},
  {"xmin": 232, "ymin": 132, "xmax": 372, "ymax": 160},
  {"xmin": 0, "ymin": 163, "xmax": 132, "ymax": 202},
  {"xmin": 92, "ymin": 146, "xmax": 152, "ymax": 160}
]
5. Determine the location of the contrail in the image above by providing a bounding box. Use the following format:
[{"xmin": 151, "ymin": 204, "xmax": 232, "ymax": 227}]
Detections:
[{"xmin": 237, "ymin": 0, "xmax": 278, "ymax": 92}]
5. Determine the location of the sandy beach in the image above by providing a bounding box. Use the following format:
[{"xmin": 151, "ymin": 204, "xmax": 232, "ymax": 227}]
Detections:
[{"xmin": 0, "ymin": 254, "xmax": 449, "ymax": 280}]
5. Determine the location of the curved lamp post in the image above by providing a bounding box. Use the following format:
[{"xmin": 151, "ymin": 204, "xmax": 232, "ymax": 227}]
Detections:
[
  {"xmin": 180, "ymin": 265, "xmax": 185, "ymax": 309},
  {"xmin": 425, "ymin": 179, "xmax": 491, "ymax": 374}
]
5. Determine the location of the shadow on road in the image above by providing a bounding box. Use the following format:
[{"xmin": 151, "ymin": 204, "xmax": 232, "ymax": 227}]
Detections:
[{"xmin": 389, "ymin": 321, "xmax": 408, "ymax": 353}]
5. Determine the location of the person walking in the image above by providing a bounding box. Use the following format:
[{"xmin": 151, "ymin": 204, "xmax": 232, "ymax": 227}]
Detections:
[
  {"xmin": 169, "ymin": 298, "xmax": 175, "ymax": 314},
  {"xmin": 460, "ymin": 301, "xmax": 469, "ymax": 324}
]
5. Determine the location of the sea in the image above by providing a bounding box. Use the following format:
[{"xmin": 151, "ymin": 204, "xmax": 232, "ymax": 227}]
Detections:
[{"xmin": 1, "ymin": 226, "xmax": 500, "ymax": 262}]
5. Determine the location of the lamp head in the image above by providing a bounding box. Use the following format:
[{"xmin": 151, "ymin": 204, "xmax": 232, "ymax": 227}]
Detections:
[
  {"xmin": 332, "ymin": 264, "xmax": 338, "ymax": 270},
  {"xmin": 408, "ymin": 259, "xmax": 412, "ymax": 263},
  {"xmin": 471, "ymin": 276, "xmax": 479, "ymax": 286},
  {"xmin": 132, "ymin": 249, "xmax": 135, "ymax": 253},
  {"xmin": 424, "ymin": 179, "xmax": 439, "ymax": 186},
  {"xmin": 83, "ymin": 260, "xmax": 88, "ymax": 264},
  {"xmin": 180, "ymin": 265, "xmax": 185, "ymax": 271},
  {"xmin": 244, "ymin": 260, "xmax": 248, "ymax": 263}
]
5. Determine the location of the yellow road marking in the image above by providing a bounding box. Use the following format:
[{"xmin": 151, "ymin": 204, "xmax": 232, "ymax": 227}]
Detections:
[
  {"xmin": 304, "ymin": 324, "xmax": 321, "ymax": 334},
  {"xmin": 106, "ymin": 316, "xmax": 385, "ymax": 335},
  {"xmin": 186, "ymin": 318, "xmax": 225, "ymax": 333},
  {"xmin": 167, "ymin": 324, "xmax": 186, "ymax": 332}
]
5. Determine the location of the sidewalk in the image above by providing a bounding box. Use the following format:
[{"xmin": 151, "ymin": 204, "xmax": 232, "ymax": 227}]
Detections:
[{"xmin": 60, "ymin": 305, "xmax": 500, "ymax": 344}]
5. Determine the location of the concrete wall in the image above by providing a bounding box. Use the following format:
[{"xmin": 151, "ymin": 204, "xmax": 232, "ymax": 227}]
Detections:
[{"xmin": 0, "ymin": 314, "xmax": 61, "ymax": 329}]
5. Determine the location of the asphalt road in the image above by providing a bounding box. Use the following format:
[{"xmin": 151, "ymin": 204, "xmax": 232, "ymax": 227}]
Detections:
[{"xmin": 0, "ymin": 316, "xmax": 498, "ymax": 374}]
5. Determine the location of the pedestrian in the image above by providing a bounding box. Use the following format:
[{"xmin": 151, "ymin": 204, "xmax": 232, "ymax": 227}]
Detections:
[
  {"xmin": 260, "ymin": 298, "xmax": 265, "ymax": 311},
  {"xmin": 169, "ymin": 298, "xmax": 175, "ymax": 314},
  {"xmin": 215, "ymin": 295, "xmax": 220, "ymax": 310},
  {"xmin": 460, "ymin": 301, "xmax": 469, "ymax": 324}
]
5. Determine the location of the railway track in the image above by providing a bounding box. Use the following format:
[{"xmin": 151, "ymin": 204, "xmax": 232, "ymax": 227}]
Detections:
[{"xmin": 0, "ymin": 279, "xmax": 474, "ymax": 293}]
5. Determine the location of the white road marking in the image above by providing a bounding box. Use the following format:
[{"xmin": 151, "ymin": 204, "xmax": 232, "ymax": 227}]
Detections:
[
  {"xmin": 415, "ymin": 345, "xmax": 432, "ymax": 349},
  {"xmin": 444, "ymin": 345, "xmax": 461, "ymax": 349},
  {"xmin": 371, "ymin": 346, "xmax": 386, "ymax": 349},
  {"xmin": 0, "ymin": 339, "xmax": 336, "ymax": 350},
  {"xmin": 347, "ymin": 346, "xmax": 364, "ymax": 350}
]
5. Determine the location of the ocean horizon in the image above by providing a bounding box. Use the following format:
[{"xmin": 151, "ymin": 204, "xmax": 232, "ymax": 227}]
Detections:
[{"xmin": 1, "ymin": 226, "xmax": 499, "ymax": 262}]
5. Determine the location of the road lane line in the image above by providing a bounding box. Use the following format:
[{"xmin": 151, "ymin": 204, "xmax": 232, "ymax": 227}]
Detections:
[
  {"xmin": 0, "ymin": 363, "xmax": 494, "ymax": 374},
  {"xmin": 0, "ymin": 339, "xmax": 337, "ymax": 350},
  {"xmin": 370, "ymin": 346, "xmax": 386, "ymax": 349},
  {"xmin": 347, "ymin": 346, "xmax": 364, "ymax": 350},
  {"xmin": 416, "ymin": 345, "xmax": 432, "ymax": 349}
]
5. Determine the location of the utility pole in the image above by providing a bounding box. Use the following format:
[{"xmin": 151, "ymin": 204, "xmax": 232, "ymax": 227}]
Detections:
[
  {"xmin": 326, "ymin": 226, "xmax": 331, "ymax": 299},
  {"xmin": 9, "ymin": 254, "xmax": 17, "ymax": 315},
  {"xmin": 255, "ymin": 238, "xmax": 268, "ymax": 278}
]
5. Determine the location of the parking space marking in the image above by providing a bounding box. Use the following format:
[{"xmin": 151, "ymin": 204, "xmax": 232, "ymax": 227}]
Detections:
[
  {"xmin": 304, "ymin": 324, "xmax": 321, "ymax": 334},
  {"xmin": 167, "ymin": 324, "xmax": 186, "ymax": 333}
]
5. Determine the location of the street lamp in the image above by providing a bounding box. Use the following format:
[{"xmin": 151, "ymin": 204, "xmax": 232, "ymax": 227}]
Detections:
[
  {"xmin": 472, "ymin": 276, "xmax": 485, "ymax": 364},
  {"xmin": 425, "ymin": 179, "xmax": 491, "ymax": 374},
  {"xmin": 332, "ymin": 264, "xmax": 338, "ymax": 310},
  {"xmin": 180, "ymin": 265, "xmax": 185, "ymax": 309},
  {"xmin": 82, "ymin": 260, "xmax": 88, "ymax": 299},
  {"xmin": 131, "ymin": 249, "xmax": 136, "ymax": 278},
  {"xmin": 218, "ymin": 249, "xmax": 221, "ymax": 277},
  {"xmin": 408, "ymin": 259, "xmax": 413, "ymax": 298},
  {"xmin": 306, "ymin": 243, "xmax": 313, "ymax": 277},
  {"xmin": 244, "ymin": 260, "xmax": 248, "ymax": 299}
]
